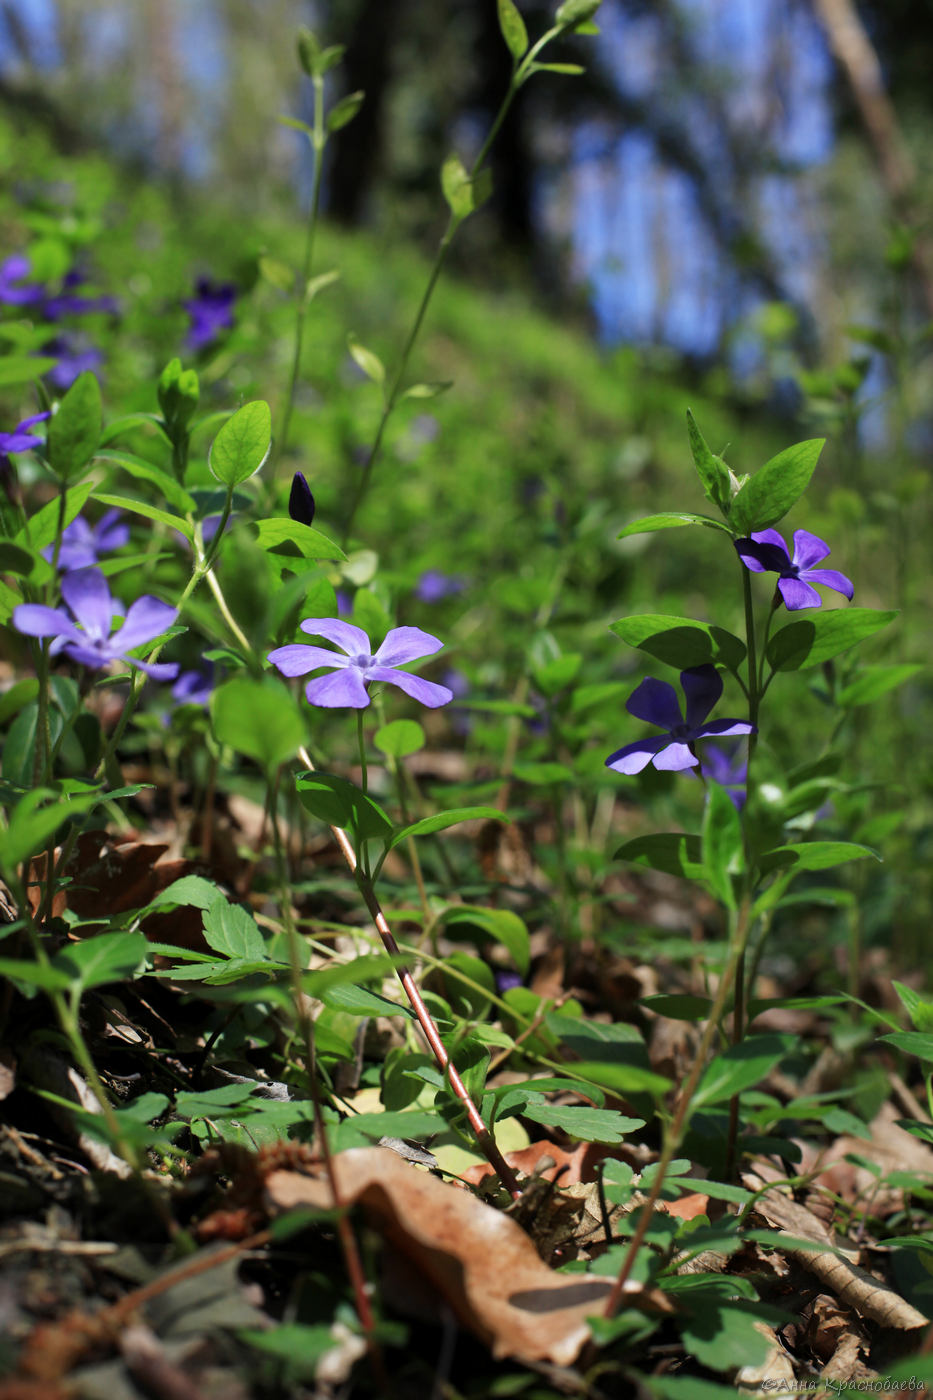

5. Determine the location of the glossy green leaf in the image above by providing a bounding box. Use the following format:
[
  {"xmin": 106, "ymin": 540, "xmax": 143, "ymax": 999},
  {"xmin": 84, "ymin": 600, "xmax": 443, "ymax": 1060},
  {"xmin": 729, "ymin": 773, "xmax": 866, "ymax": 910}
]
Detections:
[
  {"xmin": 253, "ymin": 517, "xmax": 346, "ymax": 562},
  {"xmin": 390, "ymin": 806, "xmax": 506, "ymax": 849},
  {"xmin": 321, "ymin": 982, "xmax": 412, "ymax": 1018},
  {"xmin": 693, "ymin": 1034, "xmax": 791, "ymax": 1108},
  {"xmin": 211, "ymin": 676, "xmax": 306, "ymax": 771},
  {"xmin": 47, "ymin": 371, "xmax": 102, "ymax": 482},
  {"xmin": 91, "ymin": 492, "xmax": 192, "ymax": 540},
  {"xmin": 94, "ymin": 450, "xmax": 195, "ymax": 512},
  {"xmin": 208, "ymin": 400, "xmax": 272, "ymax": 486},
  {"xmin": 14, "ymin": 480, "xmax": 94, "ymax": 554},
  {"xmin": 54, "ymin": 931, "xmax": 148, "ymax": 992},
  {"xmin": 767, "ymin": 608, "xmax": 897, "ymax": 672},
  {"xmin": 731, "ymin": 438, "xmax": 824, "ymax": 533},
  {"xmin": 295, "ymin": 770, "xmax": 393, "ymax": 841},
  {"xmin": 609, "ymin": 614, "xmax": 746, "ymax": 671},
  {"xmin": 202, "ymin": 894, "xmax": 266, "ymax": 962},
  {"xmin": 758, "ymin": 841, "xmax": 879, "ymax": 875},
  {"xmin": 497, "ymin": 0, "xmax": 528, "ymax": 57},
  {"xmin": 614, "ymin": 832, "xmax": 704, "ymax": 881},
  {"xmin": 702, "ymin": 782, "xmax": 744, "ymax": 908},
  {"xmin": 441, "ymin": 905, "xmax": 531, "ymax": 977},
  {"xmin": 685, "ymin": 410, "xmax": 732, "ymax": 516},
  {"xmin": 618, "ymin": 511, "xmax": 732, "ymax": 539}
]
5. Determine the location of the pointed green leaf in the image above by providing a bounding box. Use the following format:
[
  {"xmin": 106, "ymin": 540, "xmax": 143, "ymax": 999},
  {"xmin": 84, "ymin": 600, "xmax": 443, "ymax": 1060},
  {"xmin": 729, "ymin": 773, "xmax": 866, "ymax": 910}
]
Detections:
[
  {"xmin": 47, "ymin": 371, "xmax": 102, "ymax": 482},
  {"xmin": 693, "ymin": 1034, "xmax": 791, "ymax": 1108},
  {"xmin": 609, "ymin": 615, "xmax": 746, "ymax": 671},
  {"xmin": 702, "ymin": 783, "xmax": 744, "ymax": 908},
  {"xmin": 55, "ymin": 931, "xmax": 148, "ymax": 992},
  {"xmin": 347, "ymin": 335, "xmax": 385, "ymax": 386},
  {"xmin": 295, "ymin": 770, "xmax": 393, "ymax": 842},
  {"xmin": 731, "ymin": 438, "xmax": 824, "ymax": 534},
  {"xmin": 555, "ymin": 0, "xmax": 601, "ymax": 27},
  {"xmin": 614, "ymin": 833, "xmax": 704, "ymax": 881},
  {"xmin": 14, "ymin": 480, "xmax": 94, "ymax": 554},
  {"xmin": 94, "ymin": 450, "xmax": 196, "ymax": 512},
  {"xmin": 208, "ymin": 400, "xmax": 272, "ymax": 486},
  {"xmin": 389, "ymin": 806, "xmax": 508, "ymax": 849},
  {"xmin": 440, "ymin": 154, "xmax": 491, "ymax": 221},
  {"xmin": 767, "ymin": 608, "xmax": 897, "ymax": 672},
  {"xmin": 837, "ymin": 663, "xmax": 922, "ymax": 708},
  {"xmin": 685, "ymin": 410, "xmax": 732, "ymax": 516},
  {"xmin": 202, "ymin": 894, "xmax": 266, "ymax": 962},
  {"xmin": 253, "ymin": 517, "xmax": 346, "ymax": 562},
  {"xmin": 441, "ymin": 906, "xmax": 530, "ymax": 977},
  {"xmin": 758, "ymin": 841, "xmax": 880, "ymax": 875},
  {"xmin": 618, "ymin": 511, "xmax": 732, "ymax": 539},
  {"xmin": 879, "ymin": 1032, "xmax": 933, "ymax": 1063},
  {"xmin": 90, "ymin": 493, "xmax": 191, "ymax": 540},
  {"xmin": 326, "ymin": 90, "xmax": 364, "ymax": 134},
  {"xmin": 497, "ymin": 0, "xmax": 528, "ymax": 58}
]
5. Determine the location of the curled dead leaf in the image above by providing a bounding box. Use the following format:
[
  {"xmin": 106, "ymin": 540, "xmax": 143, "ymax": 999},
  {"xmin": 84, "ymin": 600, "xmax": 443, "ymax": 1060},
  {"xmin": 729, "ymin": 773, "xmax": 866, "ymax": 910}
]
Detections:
[{"xmin": 264, "ymin": 1147, "xmax": 615, "ymax": 1365}]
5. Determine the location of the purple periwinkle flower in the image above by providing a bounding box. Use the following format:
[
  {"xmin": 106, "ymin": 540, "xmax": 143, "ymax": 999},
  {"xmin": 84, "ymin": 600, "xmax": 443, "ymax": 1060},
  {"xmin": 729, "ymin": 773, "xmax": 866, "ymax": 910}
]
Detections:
[
  {"xmin": 268, "ymin": 618, "xmax": 454, "ymax": 710},
  {"xmin": 43, "ymin": 335, "xmax": 103, "ymax": 391},
  {"xmin": 42, "ymin": 509, "xmax": 129, "ymax": 571},
  {"xmin": 42, "ymin": 270, "xmax": 119, "ymax": 321},
  {"xmin": 288, "ymin": 472, "xmax": 315, "ymax": 526},
  {"xmin": 13, "ymin": 568, "xmax": 178, "ymax": 680},
  {"xmin": 415, "ymin": 569, "xmax": 466, "ymax": 603},
  {"xmin": 700, "ymin": 742, "xmax": 748, "ymax": 810},
  {"xmin": 0, "ymin": 412, "xmax": 50, "ymax": 457},
  {"xmin": 183, "ymin": 278, "xmax": 236, "ymax": 351},
  {"xmin": 734, "ymin": 529, "xmax": 853, "ymax": 611},
  {"xmin": 605, "ymin": 664, "xmax": 755, "ymax": 775},
  {"xmin": 172, "ymin": 663, "xmax": 216, "ymax": 706},
  {"xmin": 0, "ymin": 254, "xmax": 45, "ymax": 306}
]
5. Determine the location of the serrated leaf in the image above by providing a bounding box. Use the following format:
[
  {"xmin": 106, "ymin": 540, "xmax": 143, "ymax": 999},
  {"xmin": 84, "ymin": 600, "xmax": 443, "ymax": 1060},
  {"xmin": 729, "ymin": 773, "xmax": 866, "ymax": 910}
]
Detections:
[
  {"xmin": 389, "ymin": 806, "xmax": 508, "ymax": 849},
  {"xmin": 618, "ymin": 511, "xmax": 732, "ymax": 539},
  {"xmin": 521, "ymin": 1100, "xmax": 643, "ymax": 1143},
  {"xmin": 731, "ymin": 438, "xmax": 824, "ymax": 534},
  {"xmin": 202, "ymin": 894, "xmax": 266, "ymax": 961},
  {"xmin": 347, "ymin": 335, "xmax": 385, "ymax": 386},
  {"xmin": 767, "ymin": 608, "xmax": 897, "ymax": 672},
  {"xmin": 497, "ymin": 0, "xmax": 528, "ymax": 58},
  {"xmin": 321, "ymin": 982, "xmax": 412, "ymax": 1018},
  {"xmin": 609, "ymin": 614, "xmax": 746, "ymax": 671},
  {"xmin": 208, "ymin": 400, "xmax": 272, "ymax": 486}
]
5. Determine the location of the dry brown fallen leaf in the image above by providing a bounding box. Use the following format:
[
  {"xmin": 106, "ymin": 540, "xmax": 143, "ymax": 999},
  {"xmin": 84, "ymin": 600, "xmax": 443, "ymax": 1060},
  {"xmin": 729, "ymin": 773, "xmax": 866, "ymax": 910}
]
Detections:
[
  {"xmin": 264, "ymin": 1147, "xmax": 620, "ymax": 1365},
  {"xmin": 744, "ymin": 1168, "xmax": 928, "ymax": 1331},
  {"xmin": 734, "ymin": 1319, "xmax": 796, "ymax": 1396}
]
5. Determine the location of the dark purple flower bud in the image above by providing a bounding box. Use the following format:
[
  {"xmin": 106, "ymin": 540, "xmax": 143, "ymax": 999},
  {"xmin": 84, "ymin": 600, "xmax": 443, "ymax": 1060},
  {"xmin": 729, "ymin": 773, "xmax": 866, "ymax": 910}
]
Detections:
[
  {"xmin": 183, "ymin": 278, "xmax": 236, "ymax": 352},
  {"xmin": 288, "ymin": 472, "xmax": 315, "ymax": 526},
  {"xmin": 606, "ymin": 664, "xmax": 755, "ymax": 776},
  {"xmin": 734, "ymin": 528, "xmax": 853, "ymax": 611}
]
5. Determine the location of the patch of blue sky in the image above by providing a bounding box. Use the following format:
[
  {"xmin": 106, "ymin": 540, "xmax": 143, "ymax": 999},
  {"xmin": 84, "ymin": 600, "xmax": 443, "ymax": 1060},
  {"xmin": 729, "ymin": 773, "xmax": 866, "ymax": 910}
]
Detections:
[{"xmin": 0, "ymin": 0, "xmax": 61, "ymax": 67}]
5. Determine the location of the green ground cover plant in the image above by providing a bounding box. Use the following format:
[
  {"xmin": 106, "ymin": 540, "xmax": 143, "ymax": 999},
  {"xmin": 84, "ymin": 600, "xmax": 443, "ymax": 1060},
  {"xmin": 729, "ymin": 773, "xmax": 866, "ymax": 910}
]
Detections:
[{"xmin": 0, "ymin": 2, "xmax": 932, "ymax": 1395}]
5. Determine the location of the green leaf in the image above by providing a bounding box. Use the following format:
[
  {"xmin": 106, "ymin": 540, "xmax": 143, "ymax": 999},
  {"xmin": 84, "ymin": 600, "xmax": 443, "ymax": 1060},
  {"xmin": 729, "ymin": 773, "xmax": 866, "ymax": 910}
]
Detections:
[
  {"xmin": 731, "ymin": 438, "xmax": 824, "ymax": 534},
  {"xmin": 241, "ymin": 1324, "xmax": 336, "ymax": 1377},
  {"xmin": 295, "ymin": 771, "xmax": 393, "ymax": 842},
  {"xmin": 347, "ymin": 335, "xmax": 385, "ymax": 386},
  {"xmin": 878, "ymin": 1032, "xmax": 933, "ymax": 1063},
  {"xmin": 91, "ymin": 492, "xmax": 191, "ymax": 541},
  {"xmin": 497, "ymin": 0, "xmax": 528, "ymax": 58},
  {"xmin": 767, "ymin": 608, "xmax": 897, "ymax": 672},
  {"xmin": 441, "ymin": 906, "xmax": 531, "ymax": 977},
  {"xmin": 440, "ymin": 153, "xmax": 491, "ymax": 222},
  {"xmin": 685, "ymin": 410, "xmax": 732, "ymax": 516},
  {"xmin": 758, "ymin": 841, "xmax": 880, "ymax": 875},
  {"xmin": 47, "ymin": 371, "xmax": 102, "ymax": 482},
  {"xmin": 253, "ymin": 517, "xmax": 346, "ymax": 562},
  {"xmin": 15, "ymin": 480, "xmax": 94, "ymax": 554},
  {"xmin": 618, "ymin": 511, "xmax": 732, "ymax": 539},
  {"xmin": 609, "ymin": 614, "xmax": 746, "ymax": 671},
  {"xmin": 149, "ymin": 874, "xmax": 220, "ymax": 913},
  {"xmin": 202, "ymin": 894, "xmax": 266, "ymax": 962},
  {"xmin": 0, "ymin": 678, "xmax": 38, "ymax": 726},
  {"xmin": 321, "ymin": 982, "xmax": 412, "ymax": 1018},
  {"xmin": 837, "ymin": 663, "xmax": 922, "ymax": 707},
  {"xmin": 211, "ymin": 677, "xmax": 306, "ymax": 771},
  {"xmin": 208, "ymin": 401, "xmax": 272, "ymax": 486},
  {"xmin": 399, "ymin": 380, "xmax": 453, "ymax": 402},
  {"xmin": 0, "ymin": 957, "xmax": 73, "ymax": 993},
  {"xmin": 54, "ymin": 931, "xmax": 148, "ymax": 992},
  {"xmin": 679, "ymin": 1297, "xmax": 773, "ymax": 1373},
  {"xmin": 0, "ymin": 355, "xmax": 58, "ymax": 386},
  {"xmin": 389, "ymin": 806, "xmax": 507, "ymax": 849},
  {"xmin": 373, "ymin": 719, "xmax": 425, "ymax": 759},
  {"xmin": 702, "ymin": 782, "xmax": 744, "ymax": 909},
  {"xmin": 693, "ymin": 1034, "xmax": 791, "ymax": 1108},
  {"xmin": 571, "ymin": 1060, "xmax": 672, "ymax": 1097},
  {"xmin": 512, "ymin": 761, "xmax": 575, "ymax": 785},
  {"xmin": 555, "ymin": 0, "xmax": 601, "ymax": 27},
  {"xmin": 0, "ymin": 786, "xmax": 102, "ymax": 874},
  {"xmin": 326, "ymin": 90, "xmax": 364, "ymax": 133},
  {"xmin": 94, "ymin": 450, "xmax": 195, "ymax": 513},
  {"xmin": 640, "ymin": 994, "xmax": 712, "ymax": 1022},
  {"xmin": 614, "ymin": 833, "xmax": 704, "ymax": 881},
  {"xmin": 530, "ymin": 61, "xmax": 585, "ymax": 75},
  {"xmin": 0, "ymin": 541, "xmax": 37, "ymax": 577},
  {"xmin": 892, "ymin": 981, "xmax": 933, "ymax": 1033},
  {"xmin": 521, "ymin": 1100, "xmax": 643, "ymax": 1143}
]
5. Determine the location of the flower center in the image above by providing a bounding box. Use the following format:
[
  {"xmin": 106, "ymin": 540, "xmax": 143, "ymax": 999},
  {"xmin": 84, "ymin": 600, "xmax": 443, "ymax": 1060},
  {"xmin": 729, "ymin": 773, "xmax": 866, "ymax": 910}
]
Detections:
[
  {"xmin": 350, "ymin": 652, "xmax": 374, "ymax": 671},
  {"xmin": 670, "ymin": 722, "xmax": 691, "ymax": 740}
]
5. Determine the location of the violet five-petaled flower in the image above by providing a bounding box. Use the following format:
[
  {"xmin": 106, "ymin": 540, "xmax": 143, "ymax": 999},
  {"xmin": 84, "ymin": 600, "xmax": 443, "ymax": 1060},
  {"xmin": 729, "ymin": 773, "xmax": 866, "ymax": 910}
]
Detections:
[
  {"xmin": 734, "ymin": 528, "xmax": 853, "ymax": 611},
  {"xmin": 0, "ymin": 412, "xmax": 50, "ymax": 458},
  {"xmin": 605, "ymin": 664, "xmax": 755, "ymax": 775},
  {"xmin": 13, "ymin": 568, "xmax": 178, "ymax": 680},
  {"xmin": 183, "ymin": 278, "xmax": 236, "ymax": 351},
  {"xmin": 268, "ymin": 619, "xmax": 454, "ymax": 710},
  {"xmin": 700, "ymin": 742, "xmax": 748, "ymax": 810},
  {"xmin": 0, "ymin": 254, "xmax": 45, "ymax": 307},
  {"xmin": 41, "ymin": 509, "xmax": 130, "ymax": 571}
]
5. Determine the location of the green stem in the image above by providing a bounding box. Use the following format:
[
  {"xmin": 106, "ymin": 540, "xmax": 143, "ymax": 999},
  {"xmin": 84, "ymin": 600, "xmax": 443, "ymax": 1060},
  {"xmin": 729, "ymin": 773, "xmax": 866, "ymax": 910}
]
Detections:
[
  {"xmin": 356, "ymin": 709, "xmax": 368, "ymax": 794},
  {"xmin": 277, "ymin": 74, "xmax": 326, "ymax": 476}
]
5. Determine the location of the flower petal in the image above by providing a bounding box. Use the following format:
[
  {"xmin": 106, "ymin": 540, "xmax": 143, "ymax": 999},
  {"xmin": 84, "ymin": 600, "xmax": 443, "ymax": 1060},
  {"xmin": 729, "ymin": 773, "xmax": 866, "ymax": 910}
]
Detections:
[
  {"xmin": 268, "ymin": 644, "xmax": 346, "ymax": 677},
  {"xmin": 304, "ymin": 667, "xmax": 370, "ymax": 708},
  {"xmin": 696, "ymin": 718, "xmax": 756, "ymax": 739},
  {"xmin": 735, "ymin": 531, "xmax": 790, "ymax": 574},
  {"xmin": 299, "ymin": 617, "xmax": 371, "ymax": 655},
  {"xmin": 791, "ymin": 529, "xmax": 831, "ymax": 571},
  {"xmin": 60, "ymin": 642, "xmax": 112, "ymax": 670},
  {"xmin": 61, "ymin": 568, "xmax": 114, "ymax": 639},
  {"xmin": 681, "ymin": 664, "xmax": 722, "ymax": 729},
  {"xmin": 799, "ymin": 567, "xmax": 853, "ymax": 600},
  {"xmin": 110, "ymin": 596, "xmax": 177, "ymax": 653},
  {"xmin": 131, "ymin": 659, "xmax": 179, "ymax": 680},
  {"xmin": 366, "ymin": 665, "xmax": 453, "ymax": 708},
  {"xmin": 605, "ymin": 734, "xmax": 669, "ymax": 775},
  {"xmin": 625, "ymin": 676, "xmax": 682, "ymax": 731},
  {"xmin": 374, "ymin": 626, "xmax": 444, "ymax": 668},
  {"xmin": 12, "ymin": 603, "xmax": 81, "ymax": 642},
  {"xmin": 778, "ymin": 576, "xmax": 822, "ymax": 610},
  {"xmin": 653, "ymin": 741, "xmax": 699, "ymax": 771}
]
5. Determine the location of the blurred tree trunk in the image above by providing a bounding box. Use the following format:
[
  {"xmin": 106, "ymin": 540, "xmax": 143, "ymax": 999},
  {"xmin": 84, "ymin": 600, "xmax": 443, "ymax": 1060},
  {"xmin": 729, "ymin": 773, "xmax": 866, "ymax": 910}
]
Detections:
[{"xmin": 325, "ymin": 0, "xmax": 403, "ymax": 224}]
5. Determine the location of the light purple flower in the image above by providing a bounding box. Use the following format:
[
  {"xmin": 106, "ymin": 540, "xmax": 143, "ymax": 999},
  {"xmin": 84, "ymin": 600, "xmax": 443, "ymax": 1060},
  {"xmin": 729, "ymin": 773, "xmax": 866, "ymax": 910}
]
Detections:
[
  {"xmin": 13, "ymin": 568, "xmax": 178, "ymax": 679},
  {"xmin": 606, "ymin": 664, "xmax": 755, "ymax": 775},
  {"xmin": 42, "ymin": 335, "xmax": 103, "ymax": 391},
  {"xmin": 268, "ymin": 618, "xmax": 454, "ymax": 710},
  {"xmin": 0, "ymin": 254, "xmax": 44, "ymax": 306},
  {"xmin": 415, "ymin": 569, "xmax": 466, "ymax": 603},
  {"xmin": 183, "ymin": 278, "xmax": 236, "ymax": 351},
  {"xmin": 0, "ymin": 412, "xmax": 50, "ymax": 457},
  {"xmin": 172, "ymin": 663, "xmax": 216, "ymax": 706},
  {"xmin": 734, "ymin": 529, "xmax": 853, "ymax": 611},
  {"xmin": 42, "ymin": 270, "xmax": 119, "ymax": 321},
  {"xmin": 700, "ymin": 742, "xmax": 748, "ymax": 810},
  {"xmin": 41, "ymin": 509, "xmax": 129, "ymax": 571}
]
